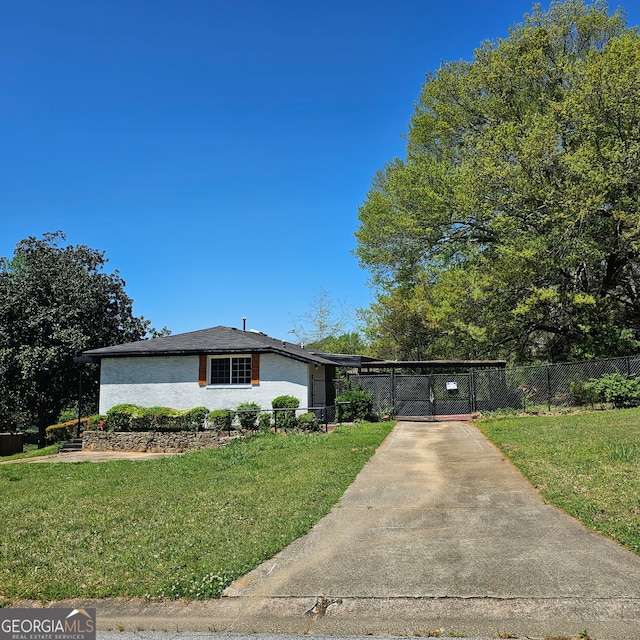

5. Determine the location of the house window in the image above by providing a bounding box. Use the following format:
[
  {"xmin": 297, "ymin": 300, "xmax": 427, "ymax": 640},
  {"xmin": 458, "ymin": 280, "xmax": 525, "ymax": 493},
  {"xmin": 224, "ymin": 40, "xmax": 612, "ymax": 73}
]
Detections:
[{"xmin": 210, "ymin": 356, "xmax": 252, "ymax": 385}]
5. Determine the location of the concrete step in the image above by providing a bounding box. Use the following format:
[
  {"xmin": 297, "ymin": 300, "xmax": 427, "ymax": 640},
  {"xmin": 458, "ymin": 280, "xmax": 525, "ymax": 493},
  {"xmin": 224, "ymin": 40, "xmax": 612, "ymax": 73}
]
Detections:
[{"xmin": 59, "ymin": 438, "xmax": 83, "ymax": 453}]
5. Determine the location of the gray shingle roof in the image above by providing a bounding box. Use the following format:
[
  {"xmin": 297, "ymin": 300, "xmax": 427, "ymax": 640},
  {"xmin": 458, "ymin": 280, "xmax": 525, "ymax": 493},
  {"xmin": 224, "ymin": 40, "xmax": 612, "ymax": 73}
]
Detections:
[{"xmin": 83, "ymin": 325, "xmax": 339, "ymax": 366}]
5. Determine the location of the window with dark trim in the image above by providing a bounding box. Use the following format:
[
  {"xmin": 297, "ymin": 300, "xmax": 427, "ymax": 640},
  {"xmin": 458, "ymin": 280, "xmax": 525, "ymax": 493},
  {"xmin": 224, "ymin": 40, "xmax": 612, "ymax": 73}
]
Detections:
[{"xmin": 209, "ymin": 356, "xmax": 252, "ymax": 384}]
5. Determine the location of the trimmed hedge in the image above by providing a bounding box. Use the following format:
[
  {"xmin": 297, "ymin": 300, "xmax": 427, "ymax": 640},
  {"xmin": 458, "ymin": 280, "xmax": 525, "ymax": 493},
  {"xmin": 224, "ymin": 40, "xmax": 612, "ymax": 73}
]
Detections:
[
  {"xmin": 105, "ymin": 404, "xmax": 139, "ymax": 431},
  {"xmin": 336, "ymin": 388, "xmax": 374, "ymax": 422},
  {"xmin": 236, "ymin": 402, "xmax": 261, "ymax": 431},
  {"xmin": 70, "ymin": 399, "xmax": 334, "ymax": 438},
  {"xmin": 182, "ymin": 406, "xmax": 210, "ymax": 431},
  {"xmin": 297, "ymin": 411, "xmax": 320, "ymax": 432},
  {"xmin": 258, "ymin": 412, "xmax": 272, "ymax": 432},
  {"xmin": 272, "ymin": 395, "xmax": 299, "ymax": 431},
  {"xmin": 208, "ymin": 409, "xmax": 234, "ymax": 432},
  {"xmin": 45, "ymin": 414, "xmax": 105, "ymax": 444},
  {"xmin": 103, "ymin": 404, "xmax": 210, "ymax": 432},
  {"xmin": 46, "ymin": 422, "xmax": 79, "ymax": 443}
]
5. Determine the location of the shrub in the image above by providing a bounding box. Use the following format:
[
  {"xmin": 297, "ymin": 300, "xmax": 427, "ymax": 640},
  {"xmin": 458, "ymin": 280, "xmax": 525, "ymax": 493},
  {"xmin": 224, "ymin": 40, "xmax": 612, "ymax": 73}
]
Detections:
[
  {"xmin": 586, "ymin": 373, "xmax": 640, "ymax": 409},
  {"xmin": 102, "ymin": 405, "xmax": 213, "ymax": 432},
  {"xmin": 208, "ymin": 409, "xmax": 234, "ymax": 432},
  {"xmin": 86, "ymin": 414, "xmax": 106, "ymax": 430},
  {"xmin": 180, "ymin": 406, "xmax": 209, "ymax": 432},
  {"xmin": 271, "ymin": 395, "xmax": 300, "ymax": 409},
  {"xmin": 236, "ymin": 402, "xmax": 261, "ymax": 431},
  {"xmin": 45, "ymin": 419, "xmax": 90, "ymax": 443},
  {"xmin": 570, "ymin": 380, "xmax": 600, "ymax": 407},
  {"xmin": 129, "ymin": 411, "xmax": 154, "ymax": 432},
  {"xmin": 271, "ymin": 395, "xmax": 299, "ymax": 431},
  {"xmin": 105, "ymin": 404, "xmax": 138, "ymax": 431},
  {"xmin": 57, "ymin": 408, "xmax": 78, "ymax": 423},
  {"xmin": 45, "ymin": 415, "xmax": 107, "ymax": 443},
  {"xmin": 297, "ymin": 411, "xmax": 320, "ymax": 432},
  {"xmin": 336, "ymin": 388, "xmax": 374, "ymax": 422},
  {"xmin": 125, "ymin": 406, "xmax": 172, "ymax": 431},
  {"xmin": 258, "ymin": 412, "xmax": 272, "ymax": 432},
  {"xmin": 150, "ymin": 412, "xmax": 177, "ymax": 432}
]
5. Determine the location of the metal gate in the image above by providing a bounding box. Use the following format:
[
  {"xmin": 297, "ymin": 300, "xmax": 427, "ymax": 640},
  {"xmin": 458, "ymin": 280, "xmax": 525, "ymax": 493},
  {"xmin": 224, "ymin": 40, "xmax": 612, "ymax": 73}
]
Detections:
[
  {"xmin": 345, "ymin": 373, "xmax": 473, "ymax": 418},
  {"xmin": 429, "ymin": 373, "xmax": 473, "ymax": 416},
  {"xmin": 395, "ymin": 375, "xmax": 433, "ymax": 416}
]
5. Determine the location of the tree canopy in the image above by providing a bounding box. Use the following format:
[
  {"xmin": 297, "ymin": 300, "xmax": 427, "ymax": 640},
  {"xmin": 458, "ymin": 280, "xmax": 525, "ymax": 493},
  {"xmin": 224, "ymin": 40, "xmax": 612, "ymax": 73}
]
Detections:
[
  {"xmin": 0, "ymin": 231, "xmax": 157, "ymax": 443},
  {"xmin": 356, "ymin": 0, "xmax": 640, "ymax": 363}
]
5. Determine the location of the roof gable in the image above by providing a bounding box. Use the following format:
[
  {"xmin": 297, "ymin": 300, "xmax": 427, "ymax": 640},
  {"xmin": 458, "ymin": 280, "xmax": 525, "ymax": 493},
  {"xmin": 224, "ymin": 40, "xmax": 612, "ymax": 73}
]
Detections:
[{"xmin": 83, "ymin": 325, "xmax": 338, "ymax": 366}]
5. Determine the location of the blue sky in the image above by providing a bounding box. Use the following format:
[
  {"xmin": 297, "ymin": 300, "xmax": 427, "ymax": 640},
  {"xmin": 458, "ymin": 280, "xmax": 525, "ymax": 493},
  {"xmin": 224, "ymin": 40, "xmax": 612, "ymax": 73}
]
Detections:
[{"xmin": 2, "ymin": 0, "xmax": 639, "ymax": 342}]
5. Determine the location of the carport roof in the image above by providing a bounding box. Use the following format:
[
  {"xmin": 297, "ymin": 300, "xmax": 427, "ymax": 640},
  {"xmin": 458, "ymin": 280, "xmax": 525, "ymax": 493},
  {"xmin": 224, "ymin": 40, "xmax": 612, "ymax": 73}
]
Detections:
[{"xmin": 358, "ymin": 359, "xmax": 507, "ymax": 371}]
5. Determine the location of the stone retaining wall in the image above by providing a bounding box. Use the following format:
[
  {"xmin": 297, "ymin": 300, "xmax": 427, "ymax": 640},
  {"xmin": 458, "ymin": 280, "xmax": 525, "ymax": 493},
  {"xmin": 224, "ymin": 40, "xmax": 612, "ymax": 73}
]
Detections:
[{"xmin": 82, "ymin": 430, "xmax": 235, "ymax": 453}]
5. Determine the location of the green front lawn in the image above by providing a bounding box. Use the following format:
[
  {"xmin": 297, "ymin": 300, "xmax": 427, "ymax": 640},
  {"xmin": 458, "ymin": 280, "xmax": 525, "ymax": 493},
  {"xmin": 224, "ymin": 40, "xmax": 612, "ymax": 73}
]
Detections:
[
  {"xmin": 0, "ymin": 422, "xmax": 393, "ymax": 603},
  {"xmin": 0, "ymin": 443, "xmax": 61, "ymax": 462},
  {"xmin": 477, "ymin": 408, "xmax": 640, "ymax": 554}
]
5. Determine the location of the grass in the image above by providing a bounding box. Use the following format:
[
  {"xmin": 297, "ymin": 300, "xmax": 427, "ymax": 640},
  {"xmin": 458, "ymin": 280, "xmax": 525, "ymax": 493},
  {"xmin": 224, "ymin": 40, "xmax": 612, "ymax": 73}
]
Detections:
[
  {"xmin": 0, "ymin": 422, "xmax": 393, "ymax": 603},
  {"xmin": 0, "ymin": 443, "xmax": 61, "ymax": 462},
  {"xmin": 476, "ymin": 408, "xmax": 640, "ymax": 555}
]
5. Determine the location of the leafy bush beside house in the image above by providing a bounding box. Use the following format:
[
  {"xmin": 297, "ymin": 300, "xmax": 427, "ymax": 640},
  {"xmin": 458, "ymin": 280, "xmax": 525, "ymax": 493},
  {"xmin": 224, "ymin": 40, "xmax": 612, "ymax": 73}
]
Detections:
[
  {"xmin": 105, "ymin": 404, "xmax": 139, "ymax": 430},
  {"xmin": 45, "ymin": 421, "xmax": 81, "ymax": 444},
  {"xmin": 336, "ymin": 388, "xmax": 374, "ymax": 422},
  {"xmin": 208, "ymin": 409, "xmax": 234, "ymax": 432},
  {"xmin": 236, "ymin": 402, "xmax": 261, "ymax": 431},
  {"xmin": 102, "ymin": 404, "xmax": 210, "ymax": 432},
  {"xmin": 57, "ymin": 408, "xmax": 79, "ymax": 424},
  {"xmin": 129, "ymin": 406, "xmax": 177, "ymax": 431},
  {"xmin": 258, "ymin": 413, "xmax": 272, "ymax": 432},
  {"xmin": 271, "ymin": 395, "xmax": 299, "ymax": 431},
  {"xmin": 45, "ymin": 416, "xmax": 103, "ymax": 443},
  {"xmin": 179, "ymin": 407, "xmax": 210, "ymax": 431},
  {"xmin": 297, "ymin": 411, "xmax": 321, "ymax": 432}
]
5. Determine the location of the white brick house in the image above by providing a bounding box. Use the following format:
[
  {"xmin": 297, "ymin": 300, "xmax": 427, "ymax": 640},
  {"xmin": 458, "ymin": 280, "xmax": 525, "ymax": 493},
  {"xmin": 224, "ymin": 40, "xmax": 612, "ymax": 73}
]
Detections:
[{"xmin": 82, "ymin": 326, "xmax": 347, "ymax": 414}]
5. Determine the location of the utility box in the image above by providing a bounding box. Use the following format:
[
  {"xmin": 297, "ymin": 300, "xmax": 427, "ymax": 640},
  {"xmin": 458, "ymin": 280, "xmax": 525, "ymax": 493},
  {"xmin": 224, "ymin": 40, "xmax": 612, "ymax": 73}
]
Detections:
[{"xmin": 0, "ymin": 433, "xmax": 24, "ymax": 456}]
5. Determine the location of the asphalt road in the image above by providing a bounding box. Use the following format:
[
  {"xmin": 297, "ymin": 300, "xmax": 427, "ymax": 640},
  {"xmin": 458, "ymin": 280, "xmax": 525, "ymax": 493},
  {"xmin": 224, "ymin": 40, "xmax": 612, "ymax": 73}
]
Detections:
[{"xmin": 98, "ymin": 634, "xmax": 496, "ymax": 640}]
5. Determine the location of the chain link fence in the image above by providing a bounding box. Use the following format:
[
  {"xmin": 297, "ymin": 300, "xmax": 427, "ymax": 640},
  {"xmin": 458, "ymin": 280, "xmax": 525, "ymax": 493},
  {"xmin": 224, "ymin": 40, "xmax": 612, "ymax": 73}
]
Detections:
[
  {"xmin": 475, "ymin": 355, "xmax": 640, "ymax": 413},
  {"xmin": 339, "ymin": 354, "xmax": 640, "ymax": 417}
]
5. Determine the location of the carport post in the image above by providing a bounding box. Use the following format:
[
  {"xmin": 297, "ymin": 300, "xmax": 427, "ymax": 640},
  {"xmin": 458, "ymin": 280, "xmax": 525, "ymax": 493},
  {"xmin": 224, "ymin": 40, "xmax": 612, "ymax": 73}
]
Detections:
[
  {"xmin": 73, "ymin": 355, "xmax": 99, "ymax": 438},
  {"xmin": 77, "ymin": 365, "xmax": 83, "ymax": 437},
  {"xmin": 546, "ymin": 365, "xmax": 552, "ymax": 413},
  {"xmin": 470, "ymin": 368, "xmax": 476, "ymax": 413},
  {"xmin": 390, "ymin": 368, "xmax": 396, "ymax": 415}
]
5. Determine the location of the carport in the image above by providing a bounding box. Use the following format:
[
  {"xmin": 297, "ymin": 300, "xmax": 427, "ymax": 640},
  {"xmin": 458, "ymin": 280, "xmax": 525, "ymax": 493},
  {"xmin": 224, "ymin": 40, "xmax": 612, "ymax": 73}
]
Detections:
[{"xmin": 346, "ymin": 359, "xmax": 507, "ymax": 419}]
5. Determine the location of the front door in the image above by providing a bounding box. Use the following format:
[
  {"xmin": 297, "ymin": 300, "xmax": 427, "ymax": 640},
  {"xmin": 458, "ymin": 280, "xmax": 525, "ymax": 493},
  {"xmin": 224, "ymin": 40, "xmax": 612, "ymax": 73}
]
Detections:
[{"xmin": 311, "ymin": 369, "xmax": 326, "ymax": 407}]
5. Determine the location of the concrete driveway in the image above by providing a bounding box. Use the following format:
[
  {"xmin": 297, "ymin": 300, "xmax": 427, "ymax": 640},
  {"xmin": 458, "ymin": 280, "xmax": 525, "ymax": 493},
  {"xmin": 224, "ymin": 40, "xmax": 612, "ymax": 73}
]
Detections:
[
  {"xmin": 218, "ymin": 420, "xmax": 640, "ymax": 638},
  {"xmin": 48, "ymin": 421, "xmax": 640, "ymax": 638}
]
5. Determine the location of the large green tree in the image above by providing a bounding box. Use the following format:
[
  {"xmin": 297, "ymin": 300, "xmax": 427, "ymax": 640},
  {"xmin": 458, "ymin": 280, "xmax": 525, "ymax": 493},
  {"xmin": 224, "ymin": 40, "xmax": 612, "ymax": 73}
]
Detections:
[
  {"xmin": 0, "ymin": 231, "xmax": 156, "ymax": 444},
  {"xmin": 356, "ymin": 0, "xmax": 640, "ymax": 363}
]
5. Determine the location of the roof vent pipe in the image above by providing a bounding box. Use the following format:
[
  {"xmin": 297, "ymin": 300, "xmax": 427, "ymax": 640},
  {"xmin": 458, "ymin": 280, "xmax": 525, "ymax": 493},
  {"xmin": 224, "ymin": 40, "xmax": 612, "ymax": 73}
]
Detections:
[{"xmin": 242, "ymin": 317, "xmax": 247, "ymax": 332}]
